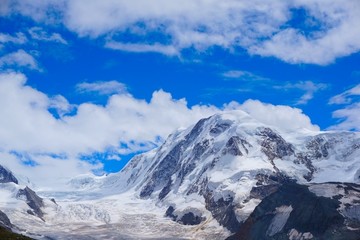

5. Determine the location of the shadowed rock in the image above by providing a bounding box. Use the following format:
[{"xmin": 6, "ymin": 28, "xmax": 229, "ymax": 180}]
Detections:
[
  {"xmin": 0, "ymin": 165, "xmax": 18, "ymax": 184},
  {"xmin": 227, "ymin": 183, "xmax": 360, "ymax": 240},
  {"xmin": 0, "ymin": 210, "xmax": 12, "ymax": 230},
  {"xmin": 17, "ymin": 187, "xmax": 44, "ymax": 220}
]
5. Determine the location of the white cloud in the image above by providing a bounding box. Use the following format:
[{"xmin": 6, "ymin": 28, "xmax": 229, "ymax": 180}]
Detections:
[
  {"xmin": 0, "ymin": 0, "xmax": 10, "ymax": 15},
  {"xmin": 232, "ymin": 99, "xmax": 320, "ymax": 132},
  {"xmin": 0, "ymin": 72, "xmax": 219, "ymax": 188},
  {"xmin": 28, "ymin": 27, "xmax": 68, "ymax": 44},
  {"xmin": 76, "ymin": 80, "xmax": 128, "ymax": 95},
  {"xmin": 330, "ymin": 103, "xmax": 360, "ymax": 131},
  {"xmin": 278, "ymin": 81, "xmax": 328, "ymax": 105},
  {"xmin": 49, "ymin": 95, "xmax": 74, "ymax": 117},
  {"xmin": 0, "ymin": 151, "xmax": 100, "ymax": 191},
  {"xmin": 0, "ymin": 72, "xmax": 217, "ymax": 155},
  {"xmin": 0, "ymin": 72, "xmax": 320, "ymax": 189},
  {"xmin": 248, "ymin": 1, "xmax": 360, "ymax": 65},
  {"xmin": 105, "ymin": 41, "xmax": 178, "ymax": 56},
  {"xmin": 329, "ymin": 84, "xmax": 360, "ymax": 131},
  {"xmin": 5, "ymin": 0, "xmax": 360, "ymax": 64},
  {"xmin": 2, "ymin": 0, "xmax": 65, "ymax": 22},
  {"xmin": 0, "ymin": 49, "xmax": 39, "ymax": 70},
  {"xmin": 329, "ymin": 84, "xmax": 360, "ymax": 105}
]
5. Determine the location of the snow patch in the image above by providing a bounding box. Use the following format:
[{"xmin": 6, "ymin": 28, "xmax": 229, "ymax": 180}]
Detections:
[
  {"xmin": 288, "ymin": 228, "xmax": 314, "ymax": 240},
  {"xmin": 308, "ymin": 184, "xmax": 344, "ymax": 198},
  {"xmin": 266, "ymin": 205, "xmax": 293, "ymax": 237}
]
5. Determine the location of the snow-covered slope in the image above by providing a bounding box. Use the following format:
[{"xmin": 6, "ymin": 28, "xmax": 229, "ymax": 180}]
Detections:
[
  {"xmin": 113, "ymin": 110, "xmax": 360, "ymax": 193},
  {"xmin": 86, "ymin": 110, "xmax": 360, "ymax": 231},
  {"xmin": 2, "ymin": 110, "xmax": 360, "ymax": 239}
]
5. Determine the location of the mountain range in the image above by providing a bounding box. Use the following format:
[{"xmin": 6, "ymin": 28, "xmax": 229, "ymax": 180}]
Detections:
[{"xmin": 1, "ymin": 110, "xmax": 360, "ymax": 239}]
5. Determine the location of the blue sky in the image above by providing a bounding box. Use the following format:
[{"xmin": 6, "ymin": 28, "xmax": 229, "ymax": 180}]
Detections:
[{"xmin": 0, "ymin": 1, "xmax": 360, "ymax": 188}]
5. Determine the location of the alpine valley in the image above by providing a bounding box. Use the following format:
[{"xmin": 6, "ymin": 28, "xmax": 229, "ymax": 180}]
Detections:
[{"xmin": 1, "ymin": 110, "xmax": 360, "ymax": 240}]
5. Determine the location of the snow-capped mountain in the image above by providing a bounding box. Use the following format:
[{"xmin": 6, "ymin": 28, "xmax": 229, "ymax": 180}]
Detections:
[
  {"xmin": 59, "ymin": 110, "xmax": 360, "ymax": 239},
  {"xmin": 115, "ymin": 111, "xmax": 360, "ymax": 232},
  {"xmin": 1, "ymin": 110, "xmax": 360, "ymax": 239}
]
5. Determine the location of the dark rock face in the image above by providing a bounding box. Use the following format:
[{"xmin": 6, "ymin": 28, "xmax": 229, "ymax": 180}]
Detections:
[
  {"xmin": 186, "ymin": 117, "xmax": 211, "ymax": 143},
  {"xmin": 209, "ymin": 121, "xmax": 232, "ymax": 136},
  {"xmin": 249, "ymin": 184, "xmax": 279, "ymax": 200},
  {"xmin": 248, "ymin": 174, "xmax": 287, "ymax": 201},
  {"xmin": 306, "ymin": 136, "xmax": 331, "ymax": 159},
  {"xmin": 193, "ymin": 139, "xmax": 210, "ymax": 159},
  {"xmin": 179, "ymin": 212, "xmax": 204, "ymax": 225},
  {"xmin": 0, "ymin": 210, "xmax": 33, "ymax": 239},
  {"xmin": 204, "ymin": 190, "xmax": 240, "ymax": 233},
  {"xmin": 0, "ymin": 165, "xmax": 18, "ymax": 184},
  {"xmin": 186, "ymin": 175, "xmax": 208, "ymax": 196},
  {"xmin": 158, "ymin": 179, "xmax": 173, "ymax": 200},
  {"xmin": 140, "ymin": 117, "xmax": 212, "ymax": 199},
  {"xmin": 256, "ymin": 128, "xmax": 294, "ymax": 161},
  {"xmin": 165, "ymin": 206, "xmax": 176, "ymax": 220},
  {"xmin": 0, "ymin": 210, "xmax": 12, "ymax": 230},
  {"xmin": 165, "ymin": 206, "xmax": 204, "ymax": 225},
  {"xmin": 294, "ymin": 153, "xmax": 316, "ymax": 181},
  {"xmin": 227, "ymin": 183, "xmax": 360, "ymax": 240},
  {"xmin": 222, "ymin": 136, "xmax": 252, "ymax": 156},
  {"xmin": 140, "ymin": 141, "xmax": 184, "ymax": 198},
  {"xmin": 17, "ymin": 187, "xmax": 44, "ymax": 219}
]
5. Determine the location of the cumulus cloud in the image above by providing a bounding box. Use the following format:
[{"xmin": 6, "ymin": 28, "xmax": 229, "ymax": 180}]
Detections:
[
  {"xmin": 0, "ymin": 73, "xmax": 216, "ymax": 155},
  {"xmin": 233, "ymin": 99, "xmax": 320, "ymax": 132},
  {"xmin": 0, "ymin": 72, "xmax": 219, "ymax": 188},
  {"xmin": 76, "ymin": 80, "xmax": 128, "ymax": 95},
  {"xmin": 0, "ymin": 72, "xmax": 320, "ymax": 189},
  {"xmin": 4, "ymin": 0, "xmax": 360, "ymax": 64},
  {"xmin": 249, "ymin": 1, "xmax": 360, "ymax": 65},
  {"xmin": 0, "ymin": 49, "xmax": 39, "ymax": 70}
]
